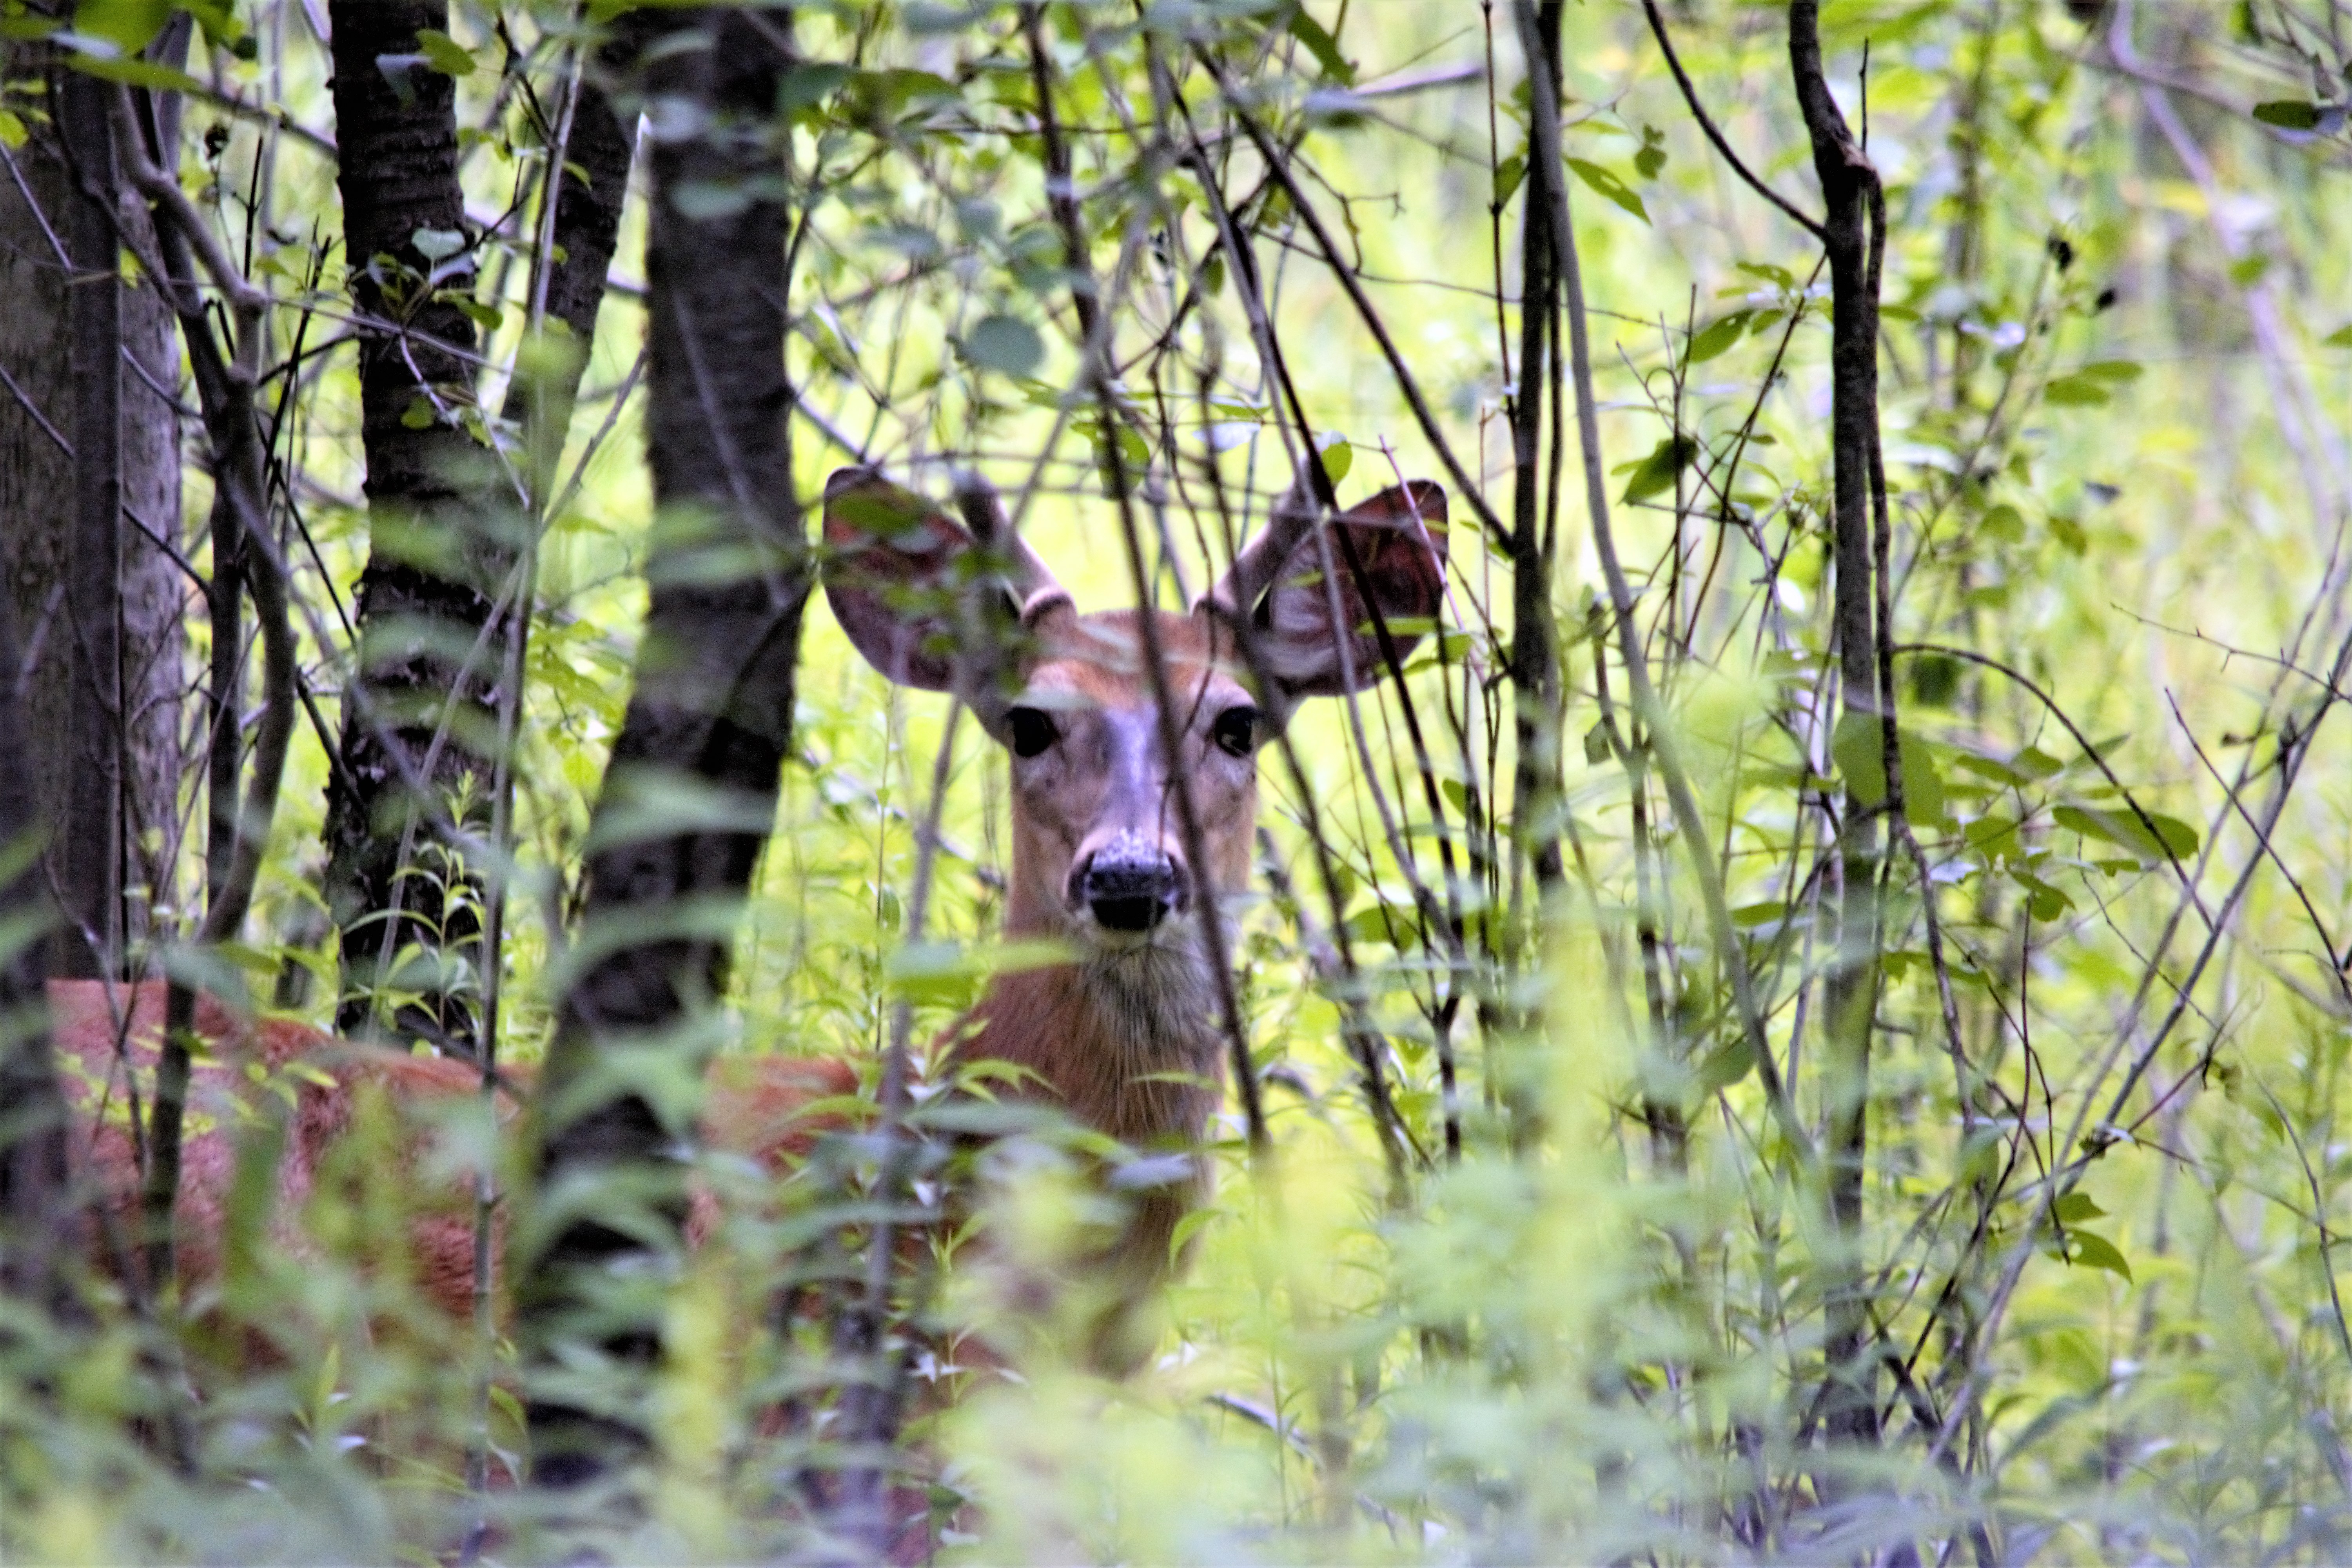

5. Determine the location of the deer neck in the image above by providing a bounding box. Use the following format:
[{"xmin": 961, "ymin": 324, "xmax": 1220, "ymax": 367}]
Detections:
[{"xmin": 963, "ymin": 902, "xmax": 1225, "ymax": 1149}]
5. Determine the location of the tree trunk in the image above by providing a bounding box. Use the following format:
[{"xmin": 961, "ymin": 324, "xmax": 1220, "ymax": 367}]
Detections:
[
  {"xmin": 1788, "ymin": 0, "xmax": 1887, "ymax": 1455},
  {"xmin": 0, "ymin": 50, "xmax": 185, "ymax": 983},
  {"xmin": 319, "ymin": 0, "xmax": 494, "ymax": 1047},
  {"xmin": 519, "ymin": 6, "xmax": 803, "ymax": 1489},
  {"xmin": 320, "ymin": 1, "xmax": 635, "ymax": 1050},
  {"xmin": 0, "ymin": 581, "xmax": 74, "ymax": 1314}
]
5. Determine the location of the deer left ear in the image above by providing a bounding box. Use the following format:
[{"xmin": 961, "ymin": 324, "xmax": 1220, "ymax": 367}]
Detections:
[{"xmin": 1259, "ymin": 480, "xmax": 1448, "ymax": 699}]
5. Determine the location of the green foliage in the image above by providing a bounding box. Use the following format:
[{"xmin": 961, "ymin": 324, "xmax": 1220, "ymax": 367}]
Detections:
[{"xmin": 5, "ymin": 1, "xmax": 2349, "ymax": 1563}]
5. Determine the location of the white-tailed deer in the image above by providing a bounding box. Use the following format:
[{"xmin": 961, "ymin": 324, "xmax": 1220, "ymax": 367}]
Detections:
[
  {"xmin": 48, "ymin": 463, "xmax": 1447, "ymax": 1368},
  {"xmin": 821, "ymin": 463, "xmax": 1448, "ymax": 1347}
]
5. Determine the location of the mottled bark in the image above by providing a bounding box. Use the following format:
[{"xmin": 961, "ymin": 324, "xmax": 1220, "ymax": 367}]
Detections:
[
  {"xmin": 319, "ymin": 0, "xmax": 494, "ymax": 1047},
  {"xmin": 520, "ymin": 7, "xmax": 802, "ymax": 1488},
  {"xmin": 321, "ymin": 2, "xmax": 635, "ymax": 1049},
  {"xmin": 1508, "ymin": 2, "xmax": 1564, "ymax": 903},
  {"xmin": 0, "ymin": 51, "xmax": 185, "ymax": 982}
]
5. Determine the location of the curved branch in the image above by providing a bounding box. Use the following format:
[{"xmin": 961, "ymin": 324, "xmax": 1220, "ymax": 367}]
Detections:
[{"xmin": 1641, "ymin": 0, "xmax": 1827, "ymax": 241}]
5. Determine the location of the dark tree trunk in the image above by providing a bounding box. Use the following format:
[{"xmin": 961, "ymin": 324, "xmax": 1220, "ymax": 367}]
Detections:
[
  {"xmin": 321, "ymin": 2, "xmax": 636, "ymax": 1049},
  {"xmin": 0, "ymin": 582, "xmax": 74, "ymax": 1314},
  {"xmin": 1508, "ymin": 4, "xmax": 1566, "ymax": 897},
  {"xmin": 519, "ymin": 6, "xmax": 803, "ymax": 1489},
  {"xmin": 320, "ymin": 0, "xmax": 494, "ymax": 1045},
  {"xmin": 1789, "ymin": 0, "xmax": 1887, "ymax": 1454},
  {"xmin": 501, "ymin": 62, "xmax": 637, "ymax": 475},
  {"xmin": 0, "ymin": 53, "xmax": 185, "ymax": 984}
]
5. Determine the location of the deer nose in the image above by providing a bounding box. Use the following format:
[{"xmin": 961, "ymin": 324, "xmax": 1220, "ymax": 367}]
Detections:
[{"xmin": 1075, "ymin": 840, "xmax": 1186, "ymax": 932}]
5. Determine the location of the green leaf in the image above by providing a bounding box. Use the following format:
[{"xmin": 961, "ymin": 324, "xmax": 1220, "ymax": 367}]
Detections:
[
  {"xmin": 1694, "ymin": 1038, "xmax": 1755, "ymax": 1095},
  {"xmin": 1314, "ymin": 432, "xmax": 1352, "ymax": 485},
  {"xmin": 415, "ymin": 27, "xmax": 477, "ymax": 77},
  {"xmin": 1285, "ymin": 4, "xmax": 1354, "ymax": 85},
  {"xmin": 71, "ymin": 0, "xmax": 171, "ymax": 53},
  {"xmin": 1829, "ymin": 713, "xmax": 1945, "ymax": 825},
  {"xmin": 2066, "ymin": 1229, "xmax": 2134, "ymax": 1283},
  {"xmin": 1685, "ymin": 312, "xmax": 1751, "ymax": 365},
  {"xmin": 2052, "ymin": 802, "xmax": 2197, "ymax": 864},
  {"xmin": 0, "ymin": 109, "xmax": 24, "ymax": 151},
  {"xmin": 1634, "ymin": 125, "xmax": 1668, "ymax": 179},
  {"xmin": 2323, "ymin": 323, "xmax": 2352, "ymax": 347},
  {"xmin": 1735, "ymin": 260, "xmax": 1794, "ymax": 289},
  {"xmin": 2042, "ymin": 374, "xmax": 2110, "ymax": 407},
  {"xmin": 59, "ymin": 51, "xmax": 201, "ymax": 92},
  {"xmin": 411, "ymin": 227, "xmax": 466, "ymax": 263},
  {"xmin": 1617, "ymin": 434, "xmax": 1696, "ymax": 505},
  {"xmin": 1566, "ymin": 158, "xmax": 1648, "ymax": 223},
  {"xmin": 2251, "ymin": 99, "xmax": 2323, "ymax": 130},
  {"xmin": 1493, "ymin": 152, "xmax": 1526, "ymax": 208},
  {"xmin": 2052, "ymin": 1192, "xmax": 2107, "ymax": 1223},
  {"xmin": 964, "ymin": 314, "xmax": 1044, "ymax": 378},
  {"xmin": 1980, "ymin": 502, "xmax": 2026, "ymax": 543},
  {"xmin": 2079, "ymin": 359, "xmax": 2143, "ymax": 383}
]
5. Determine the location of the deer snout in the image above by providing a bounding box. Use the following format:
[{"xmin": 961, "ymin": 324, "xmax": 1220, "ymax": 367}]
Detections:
[{"xmin": 1070, "ymin": 834, "xmax": 1188, "ymax": 933}]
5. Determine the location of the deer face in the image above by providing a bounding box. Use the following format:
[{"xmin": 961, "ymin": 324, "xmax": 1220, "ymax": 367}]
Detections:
[{"xmin": 820, "ymin": 466, "xmax": 1446, "ymax": 965}]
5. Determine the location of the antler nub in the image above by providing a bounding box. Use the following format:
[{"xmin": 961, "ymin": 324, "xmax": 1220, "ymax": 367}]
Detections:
[
  {"xmin": 1201, "ymin": 470, "xmax": 1321, "ymax": 623},
  {"xmin": 952, "ymin": 469, "xmax": 1071, "ymax": 622}
]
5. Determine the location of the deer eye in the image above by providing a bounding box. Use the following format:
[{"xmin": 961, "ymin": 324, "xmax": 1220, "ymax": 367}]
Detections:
[
  {"xmin": 1006, "ymin": 706, "xmax": 1058, "ymax": 759},
  {"xmin": 1212, "ymin": 704, "xmax": 1259, "ymax": 759}
]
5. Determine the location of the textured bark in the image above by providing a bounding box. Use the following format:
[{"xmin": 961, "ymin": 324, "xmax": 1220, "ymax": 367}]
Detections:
[
  {"xmin": 1789, "ymin": 0, "xmax": 1887, "ymax": 1455},
  {"xmin": 501, "ymin": 64, "xmax": 637, "ymax": 470},
  {"xmin": 519, "ymin": 7, "xmax": 802, "ymax": 1488},
  {"xmin": 1508, "ymin": 2, "xmax": 1564, "ymax": 895},
  {"xmin": 321, "ymin": 2, "xmax": 635, "ymax": 1047},
  {"xmin": 0, "ymin": 52, "xmax": 185, "ymax": 982},
  {"xmin": 320, "ymin": 0, "xmax": 493, "ymax": 1046},
  {"xmin": 0, "ymin": 583, "xmax": 74, "ymax": 1313}
]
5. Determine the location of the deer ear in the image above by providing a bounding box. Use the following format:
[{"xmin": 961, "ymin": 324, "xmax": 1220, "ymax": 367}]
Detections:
[
  {"xmin": 822, "ymin": 466, "xmax": 983, "ymax": 691},
  {"xmin": 1259, "ymin": 480, "xmax": 1448, "ymax": 699}
]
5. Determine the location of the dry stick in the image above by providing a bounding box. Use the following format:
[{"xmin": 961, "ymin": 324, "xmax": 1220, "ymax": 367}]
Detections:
[
  {"xmin": 1506, "ymin": 0, "xmax": 1567, "ymax": 906},
  {"xmin": 1029, "ymin": 35, "xmax": 1268, "ymax": 1153},
  {"xmin": 1929, "ymin": 618, "xmax": 2352, "ymax": 1468},
  {"xmin": 1640, "ymin": 0, "xmax": 1827, "ymax": 242},
  {"xmin": 1890, "ymin": 642, "xmax": 2210, "ymax": 918},
  {"xmin": 1143, "ymin": 50, "xmax": 1415, "ymax": 1181},
  {"xmin": 1508, "ymin": 2, "xmax": 1806, "ymax": 1163},
  {"xmin": 832, "ymin": 702, "xmax": 963, "ymax": 1555},
  {"xmin": 112, "ymin": 86, "xmax": 295, "ymax": 1297},
  {"xmin": 461, "ymin": 49, "xmax": 592, "ymax": 1511},
  {"xmin": 2163, "ymin": 691, "xmax": 2349, "ymax": 1013},
  {"xmin": 1169, "ymin": 80, "xmax": 1469, "ymax": 1157},
  {"xmin": 1196, "ymin": 51, "xmax": 1513, "ymax": 559}
]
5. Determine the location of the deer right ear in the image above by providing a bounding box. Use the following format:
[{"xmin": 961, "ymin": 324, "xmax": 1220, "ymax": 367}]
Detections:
[
  {"xmin": 822, "ymin": 467, "xmax": 973, "ymax": 691},
  {"xmin": 822, "ymin": 466, "xmax": 1071, "ymax": 695}
]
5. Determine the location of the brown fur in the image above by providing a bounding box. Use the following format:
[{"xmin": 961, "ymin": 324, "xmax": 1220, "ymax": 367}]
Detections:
[{"xmin": 50, "ymin": 979, "xmax": 854, "ymax": 1322}]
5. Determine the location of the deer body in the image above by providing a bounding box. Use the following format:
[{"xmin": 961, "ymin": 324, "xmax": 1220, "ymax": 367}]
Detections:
[{"xmin": 50, "ymin": 979, "xmax": 850, "ymax": 1322}]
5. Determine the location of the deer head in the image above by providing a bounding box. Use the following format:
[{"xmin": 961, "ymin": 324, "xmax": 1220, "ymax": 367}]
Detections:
[{"xmin": 822, "ymin": 466, "xmax": 1447, "ymax": 973}]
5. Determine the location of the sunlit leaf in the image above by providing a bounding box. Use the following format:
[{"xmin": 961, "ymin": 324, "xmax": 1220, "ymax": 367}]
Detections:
[{"xmin": 1566, "ymin": 158, "xmax": 1648, "ymax": 223}]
